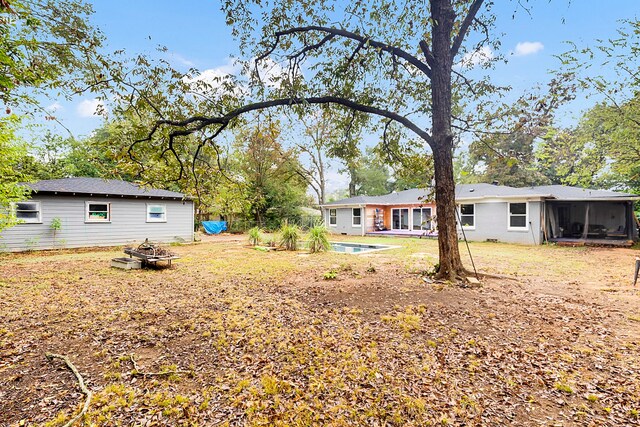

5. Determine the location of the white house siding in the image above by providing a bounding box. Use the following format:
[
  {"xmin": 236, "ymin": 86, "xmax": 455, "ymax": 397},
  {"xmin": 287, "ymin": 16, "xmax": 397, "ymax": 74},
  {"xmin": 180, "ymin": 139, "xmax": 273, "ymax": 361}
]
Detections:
[
  {"xmin": 325, "ymin": 207, "xmax": 364, "ymax": 236},
  {"xmin": 459, "ymin": 200, "xmax": 543, "ymax": 245},
  {"xmin": 0, "ymin": 195, "xmax": 194, "ymax": 252}
]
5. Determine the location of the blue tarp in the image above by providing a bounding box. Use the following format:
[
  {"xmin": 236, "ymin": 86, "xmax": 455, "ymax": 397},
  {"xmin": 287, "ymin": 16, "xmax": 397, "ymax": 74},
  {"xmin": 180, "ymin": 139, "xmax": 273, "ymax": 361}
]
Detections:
[{"xmin": 202, "ymin": 221, "xmax": 228, "ymax": 235}]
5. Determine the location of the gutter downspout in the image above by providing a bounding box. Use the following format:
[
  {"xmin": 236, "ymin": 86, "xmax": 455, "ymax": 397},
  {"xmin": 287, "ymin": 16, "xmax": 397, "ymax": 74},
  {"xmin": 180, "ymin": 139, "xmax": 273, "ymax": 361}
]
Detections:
[{"xmin": 361, "ymin": 205, "xmax": 366, "ymax": 237}]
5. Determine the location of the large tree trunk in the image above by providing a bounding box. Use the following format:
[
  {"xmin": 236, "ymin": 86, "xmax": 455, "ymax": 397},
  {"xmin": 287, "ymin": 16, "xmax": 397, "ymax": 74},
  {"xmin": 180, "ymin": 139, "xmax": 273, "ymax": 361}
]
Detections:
[{"xmin": 430, "ymin": 0, "xmax": 465, "ymax": 280}]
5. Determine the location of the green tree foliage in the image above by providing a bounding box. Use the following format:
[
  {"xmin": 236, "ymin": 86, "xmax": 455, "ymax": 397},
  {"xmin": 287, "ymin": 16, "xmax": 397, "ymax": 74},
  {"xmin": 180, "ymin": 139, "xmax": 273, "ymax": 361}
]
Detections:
[
  {"xmin": 127, "ymin": 0, "xmax": 499, "ymax": 279},
  {"xmin": 552, "ymin": 19, "xmax": 640, "ymax": 192},
  {"xmin": 234, "ymin": 120, "xmax": 310, "ymax": 228},
  {"xmin": 535, "ymin": 122, "xmax": 606, "ymax": 188},
  {"xmin": 0, "ymin": 116, "xmax": 30, "ymax": 231},
  {"xmin": 464, "ymin": 130, "xmax": 550, "ymax": 187},
  {"xmin": 0, "ymin": 0, "xmax": 104, "ymax": 108}
]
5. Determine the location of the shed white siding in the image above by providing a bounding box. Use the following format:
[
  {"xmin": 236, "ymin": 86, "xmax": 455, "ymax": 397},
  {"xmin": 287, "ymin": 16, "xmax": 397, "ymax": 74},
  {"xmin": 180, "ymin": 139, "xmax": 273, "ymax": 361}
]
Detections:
[{"xmin": 1, "ymin": 195, "xmax": 193, "ymax": 252}]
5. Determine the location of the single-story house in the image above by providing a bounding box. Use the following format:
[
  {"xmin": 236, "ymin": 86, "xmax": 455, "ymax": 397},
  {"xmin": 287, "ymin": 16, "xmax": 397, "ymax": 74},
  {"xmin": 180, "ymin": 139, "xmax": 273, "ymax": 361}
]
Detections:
[
  {"xmin": 321, "ymin": 189, "xmax": 437, "ymax": 237},
  {"xmin": 1, "ymin": 177, "xmax": 194, "ymax": 252},
  {"xmin": 322, "ymin": 184, "xmax": 640, "ymax": 245}
]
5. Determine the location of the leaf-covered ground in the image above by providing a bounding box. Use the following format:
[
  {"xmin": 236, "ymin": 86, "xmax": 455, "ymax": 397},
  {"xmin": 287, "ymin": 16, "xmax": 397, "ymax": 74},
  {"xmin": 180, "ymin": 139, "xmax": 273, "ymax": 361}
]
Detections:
[{"xmin": 1, "ymin": 236, "xmax": 640, "ymax": 426}]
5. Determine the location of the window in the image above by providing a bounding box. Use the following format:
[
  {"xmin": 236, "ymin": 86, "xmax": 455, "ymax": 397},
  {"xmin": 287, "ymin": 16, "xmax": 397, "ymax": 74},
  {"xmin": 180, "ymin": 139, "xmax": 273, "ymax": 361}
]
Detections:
[
  {"xmin": 85, "ymin": 202, "xmax": 111, "ymax": 222},
  {"xmin": 508, "ymin": 202, "xmax": 527, "ymax": 230},
  {"xmin": 352, "ymin": 208, "xmax": 362, "ymax": 227},
  {"xmin": 459, "ymin": 204, "xmax": 475, "ymax": 229},
  {"xmin": 13, "ymin": 201, "xmax": 41, "ymax": 223},
  {"xmin": 147, "ymin": 204, "xmax": 167, "ymax": 222},
  {"xmin": 329, "ymin": 209, "xmax": 337, "ymax": 226}
]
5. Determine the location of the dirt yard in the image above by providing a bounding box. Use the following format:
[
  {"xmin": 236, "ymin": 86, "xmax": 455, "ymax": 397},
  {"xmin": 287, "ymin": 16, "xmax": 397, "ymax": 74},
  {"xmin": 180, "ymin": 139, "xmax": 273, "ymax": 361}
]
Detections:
[{"xmin": 1, "ymin": 236, "xmax": 640, "ymax": 426}]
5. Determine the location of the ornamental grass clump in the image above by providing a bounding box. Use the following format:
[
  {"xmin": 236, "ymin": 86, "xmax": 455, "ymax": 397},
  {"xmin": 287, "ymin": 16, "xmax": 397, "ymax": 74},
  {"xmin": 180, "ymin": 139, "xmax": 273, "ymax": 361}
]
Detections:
[
  {"xmin": 279, "ymin": 221, "xmax": 300, "ymax": 251},
  {"xmin": 248, "ymin": 227, "xmax": 262, "ymax": 246},
  {"xmin": 306, "ymin": 225, "xmax": 331, "ymax": 253}
]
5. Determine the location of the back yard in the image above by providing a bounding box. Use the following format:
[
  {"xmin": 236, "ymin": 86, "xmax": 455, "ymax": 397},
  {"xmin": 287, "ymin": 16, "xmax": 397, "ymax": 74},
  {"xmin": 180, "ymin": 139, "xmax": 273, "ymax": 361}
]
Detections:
[{"xmin": 1, "ymin": 236, "xmax": 640, "ymax": 426}]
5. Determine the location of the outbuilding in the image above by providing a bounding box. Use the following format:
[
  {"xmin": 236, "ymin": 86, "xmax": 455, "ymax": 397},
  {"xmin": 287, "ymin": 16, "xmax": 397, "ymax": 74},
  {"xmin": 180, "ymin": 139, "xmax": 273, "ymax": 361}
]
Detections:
[{"xmin": 1, "ymin": 177, "xmax": 194, "ymax": 252}]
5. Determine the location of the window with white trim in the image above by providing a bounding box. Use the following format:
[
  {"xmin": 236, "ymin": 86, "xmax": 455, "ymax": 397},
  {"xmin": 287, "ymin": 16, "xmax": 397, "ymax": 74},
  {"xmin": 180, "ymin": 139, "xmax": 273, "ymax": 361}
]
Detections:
[
  {"xmin": 459, "ymin": 204, "xmax": 475, "ymax": 228},
  {"xmin": 329, "ymin": 209, "xmax": 337, "ymax": 226},
  {"xmin": 85, "ymin": 202, "xmax": 111, "ymax": 222},
  {"xmin": 13, "ymin": 201, "xmax": 41, "ymax": 223},
  {"xmin": 147, "ymin": 204, "xmax": 167, "ymax": 222},
  {"xmin": 508, "ymin": 202, "xmax": 527, "ymax": 230},
  {"xmin": 352, "ymin": 208, "xmax": 362, "ymax": 226}
]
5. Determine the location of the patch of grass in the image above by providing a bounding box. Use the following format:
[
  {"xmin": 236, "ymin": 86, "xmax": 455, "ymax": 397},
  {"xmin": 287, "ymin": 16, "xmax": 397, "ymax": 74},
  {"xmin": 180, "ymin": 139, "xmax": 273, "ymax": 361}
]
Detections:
[
  {"xmin": 381, "ymin": 311, "xmax": 421, "ymax": 332},
  {"xmin": 554, "ymin": 382, "xmax": 574, "ymax": 394},
  {"xmin": 323, "ymin": 269, "xmax": 338, "ymax": 280}
]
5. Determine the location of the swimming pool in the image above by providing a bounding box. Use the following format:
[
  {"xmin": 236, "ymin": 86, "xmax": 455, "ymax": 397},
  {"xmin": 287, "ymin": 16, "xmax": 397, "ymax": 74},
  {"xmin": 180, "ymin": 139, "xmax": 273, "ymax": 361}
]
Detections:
[{"xmin": 330, "ymin": 242, "xmax": 396, "ymax": 254}]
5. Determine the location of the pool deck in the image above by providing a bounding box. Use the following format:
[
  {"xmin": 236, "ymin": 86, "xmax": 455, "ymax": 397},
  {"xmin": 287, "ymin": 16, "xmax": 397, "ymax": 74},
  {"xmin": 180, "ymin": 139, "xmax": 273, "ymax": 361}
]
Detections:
[{"xmin": 367, "ymin": 230, "xmax": 438, "ymax": 239}]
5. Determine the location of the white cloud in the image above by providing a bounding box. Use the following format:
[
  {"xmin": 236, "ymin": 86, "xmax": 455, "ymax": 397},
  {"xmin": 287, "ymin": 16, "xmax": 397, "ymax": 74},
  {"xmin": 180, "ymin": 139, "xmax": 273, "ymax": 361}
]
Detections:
[
  {"xmin": 514, "ymin": 41, "xmax": 544, "ymax": 57},
  {"xmin": 184, "ymin": 57, "xmax": 291, "ymax": 98},
  {"xmin": 459, "ymin": 46, "xmax": 494, "ymax": 68},
  {"xmin": 165, "ymin": 51, "xmax": 195, "ymax": 68},
  {"xmin": 183, "ymin": 57, "xmax": 242, "ymax": 95},
  {"xmin": 76, "ymin": 98, "xmax": 106, "ymax": 118},
  {"xmin": 251, "ymin": 57, "xmax": 287, "ymax": 88},
  {"xmin": 46, "ymin": 102, "xmax": 63, "ymax": 112}
]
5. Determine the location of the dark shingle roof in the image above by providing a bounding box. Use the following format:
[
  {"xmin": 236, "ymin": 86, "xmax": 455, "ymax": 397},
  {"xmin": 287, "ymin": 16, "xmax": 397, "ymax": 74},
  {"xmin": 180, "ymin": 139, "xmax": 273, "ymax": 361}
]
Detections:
[
  {"xmin": 530, "ymin": 185, "xmax": 638, "ymax": 200},
  {"xmin": 455, "ymin": 183, "xmax": 551, "ymax": 199},
  {"xmin": 323, "ymin": 188, "xmax": 433, "ymax": 206},
  {"xmin": 25, "ymin": 178, "xmax": 187, "ymax": 199},
  {"xmin": 322, "ymin": 184, "xmax": 639, "ymax": 206}
]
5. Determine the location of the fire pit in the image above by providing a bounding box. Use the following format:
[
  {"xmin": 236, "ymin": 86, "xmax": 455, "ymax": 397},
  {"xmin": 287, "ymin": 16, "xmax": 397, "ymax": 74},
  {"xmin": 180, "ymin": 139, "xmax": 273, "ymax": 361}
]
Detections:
[{"xmin": 123, "ymin": 239, "xmax": 179, "ymax": 267}]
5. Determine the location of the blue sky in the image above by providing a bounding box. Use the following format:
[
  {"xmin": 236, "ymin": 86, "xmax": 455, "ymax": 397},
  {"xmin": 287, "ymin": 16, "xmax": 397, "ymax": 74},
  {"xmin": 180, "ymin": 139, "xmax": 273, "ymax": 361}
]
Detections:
[
  {"xmin": 45, "ymin": 0, "xmax": 639, "ymax": 137},
  {"xmin": 37, "ymin": 0, "xmax": 639, "ymax": 191}
]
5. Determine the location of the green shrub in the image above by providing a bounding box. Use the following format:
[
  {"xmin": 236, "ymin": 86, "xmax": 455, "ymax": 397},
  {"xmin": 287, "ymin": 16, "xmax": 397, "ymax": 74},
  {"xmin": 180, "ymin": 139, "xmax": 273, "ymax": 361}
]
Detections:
[
  {"xmin": 279, "ymin": 221, "xmax": 300, "ymax": 251},
  {"xmin": 248, "ymin": 227, "xmax": 262, "ymax": 246},
  {"xmin": 323, "ymin": 269, "xmax": 338, "ymax": 280},
  {"xmin": 307, "ymin": 225, "xmax": 331, "ymax": 253},
  {"xmin": 50, "ymin": 217, "xmax": 62, "ymax": 248}
]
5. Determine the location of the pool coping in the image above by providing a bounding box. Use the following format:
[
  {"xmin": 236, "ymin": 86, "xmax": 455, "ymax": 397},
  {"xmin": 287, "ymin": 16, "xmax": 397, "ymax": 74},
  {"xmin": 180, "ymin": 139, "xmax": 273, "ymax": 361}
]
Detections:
[{"xmin": 329, "ymin": 241, "xmax": 402, "ymax": 255}]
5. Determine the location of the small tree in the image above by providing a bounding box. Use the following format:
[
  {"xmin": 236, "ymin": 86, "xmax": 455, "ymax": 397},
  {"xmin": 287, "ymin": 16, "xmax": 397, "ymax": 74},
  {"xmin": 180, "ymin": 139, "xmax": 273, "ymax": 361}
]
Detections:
[
  {"xmin": 306, "ymin": 225, "xmax": 331, "ymax": 253},
  {"xmin": 279, "ymin": 221, "xmax": 301, "ymax": 251}
]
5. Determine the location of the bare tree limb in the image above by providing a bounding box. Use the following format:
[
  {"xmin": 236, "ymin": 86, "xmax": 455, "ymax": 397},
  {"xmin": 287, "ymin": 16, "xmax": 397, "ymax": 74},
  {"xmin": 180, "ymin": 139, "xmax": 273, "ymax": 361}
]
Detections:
[
  {"xmin": 142, "ymin": 96, "xmax": 433, "ymax": 147},
  {"xmin": 451, "ymin": 0, "xmax": 485, "ymax": 59},
  {"xmin": 45, "ymin": 353, "xmax": 93, "ymax": 427},
  {"xmin": 259, "ymin": 25, "xmax": 432, "ymax": 79}
]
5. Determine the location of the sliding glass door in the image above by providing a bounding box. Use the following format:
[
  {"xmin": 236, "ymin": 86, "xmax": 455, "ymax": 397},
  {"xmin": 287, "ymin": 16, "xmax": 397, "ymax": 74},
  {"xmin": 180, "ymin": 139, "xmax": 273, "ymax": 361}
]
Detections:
[
  {"xmin": 392, "ymin": 208, "xmax": 409, "ymax": 230},
  {"xmin": 412, "ymin": 207, "xmax": 432, "ymax": 230}
]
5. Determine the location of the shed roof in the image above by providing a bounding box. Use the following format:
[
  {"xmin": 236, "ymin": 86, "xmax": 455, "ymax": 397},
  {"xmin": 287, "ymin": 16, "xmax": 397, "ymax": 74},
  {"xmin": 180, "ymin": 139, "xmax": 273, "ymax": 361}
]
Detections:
[{"xmin": 25, "ymin": 177, "xmax": 188, "ymax": 200}]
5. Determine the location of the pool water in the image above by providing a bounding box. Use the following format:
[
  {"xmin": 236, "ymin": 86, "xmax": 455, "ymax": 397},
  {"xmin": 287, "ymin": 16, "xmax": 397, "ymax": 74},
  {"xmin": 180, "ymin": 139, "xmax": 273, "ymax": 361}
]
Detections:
[{"xmin": 330, "ymin": 242, "xmax": 393, "ymax": 253}]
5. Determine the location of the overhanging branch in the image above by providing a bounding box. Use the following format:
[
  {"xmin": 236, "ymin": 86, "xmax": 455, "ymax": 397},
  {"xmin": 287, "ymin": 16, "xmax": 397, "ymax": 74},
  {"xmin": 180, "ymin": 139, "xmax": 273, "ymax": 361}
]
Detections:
[
  {"xmin": 144, "ymin": 96, "xmax": 433, "ymax": 147},
  {"xmin": 451, "ymin": 0, "xmax": 485, "ymax": 59},
  {"xmin": 259, "ymin": 25, "xmax": 432, "ymax": 79}
]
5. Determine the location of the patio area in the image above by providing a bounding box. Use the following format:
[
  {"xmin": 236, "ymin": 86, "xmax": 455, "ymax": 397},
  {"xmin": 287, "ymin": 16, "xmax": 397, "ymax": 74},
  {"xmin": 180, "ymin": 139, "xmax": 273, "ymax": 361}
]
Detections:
[{"xmin": 367, "ymin": 229, "xmax": 438, "ymax": 238}]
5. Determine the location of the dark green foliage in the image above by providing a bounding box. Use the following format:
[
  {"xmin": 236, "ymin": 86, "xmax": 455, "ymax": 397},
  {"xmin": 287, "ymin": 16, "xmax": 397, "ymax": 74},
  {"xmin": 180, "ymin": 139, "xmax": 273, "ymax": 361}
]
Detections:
[
  {"xmin": 279, "ymin": 221, "xmax": 301, "ymax": 251},
  {"xmin": 306, "ymin": 225, "xmax": 331, "ymax": 253}
]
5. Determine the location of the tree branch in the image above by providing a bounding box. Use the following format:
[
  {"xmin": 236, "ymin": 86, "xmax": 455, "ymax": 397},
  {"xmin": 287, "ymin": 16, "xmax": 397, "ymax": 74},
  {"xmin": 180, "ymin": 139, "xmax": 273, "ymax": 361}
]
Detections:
[
  {"xmin": 260, "ymin": 25, "xmax": 432, "ymax": 79},
  {"xmin": 45, "ymin": 353, "xmax": 93, "ymax": 427},
  {"xmin": 451, "ymin": 0, "xmax": 485, "ymax": 59},
  {"xmin": 144, "ymin": 96, "xmax": 433, "ymax": 147}
]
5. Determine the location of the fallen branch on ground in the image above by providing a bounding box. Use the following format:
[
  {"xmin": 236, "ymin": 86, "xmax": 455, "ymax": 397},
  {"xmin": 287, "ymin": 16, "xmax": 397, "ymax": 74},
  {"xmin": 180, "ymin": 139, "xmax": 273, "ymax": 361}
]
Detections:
[
  {"xmin": 127, "ymin": 353, "xmax": 192, "ymax": 377},
  {"xmin": 45, "ymin": 352, "xmax": 93, "ymax": 427}
]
